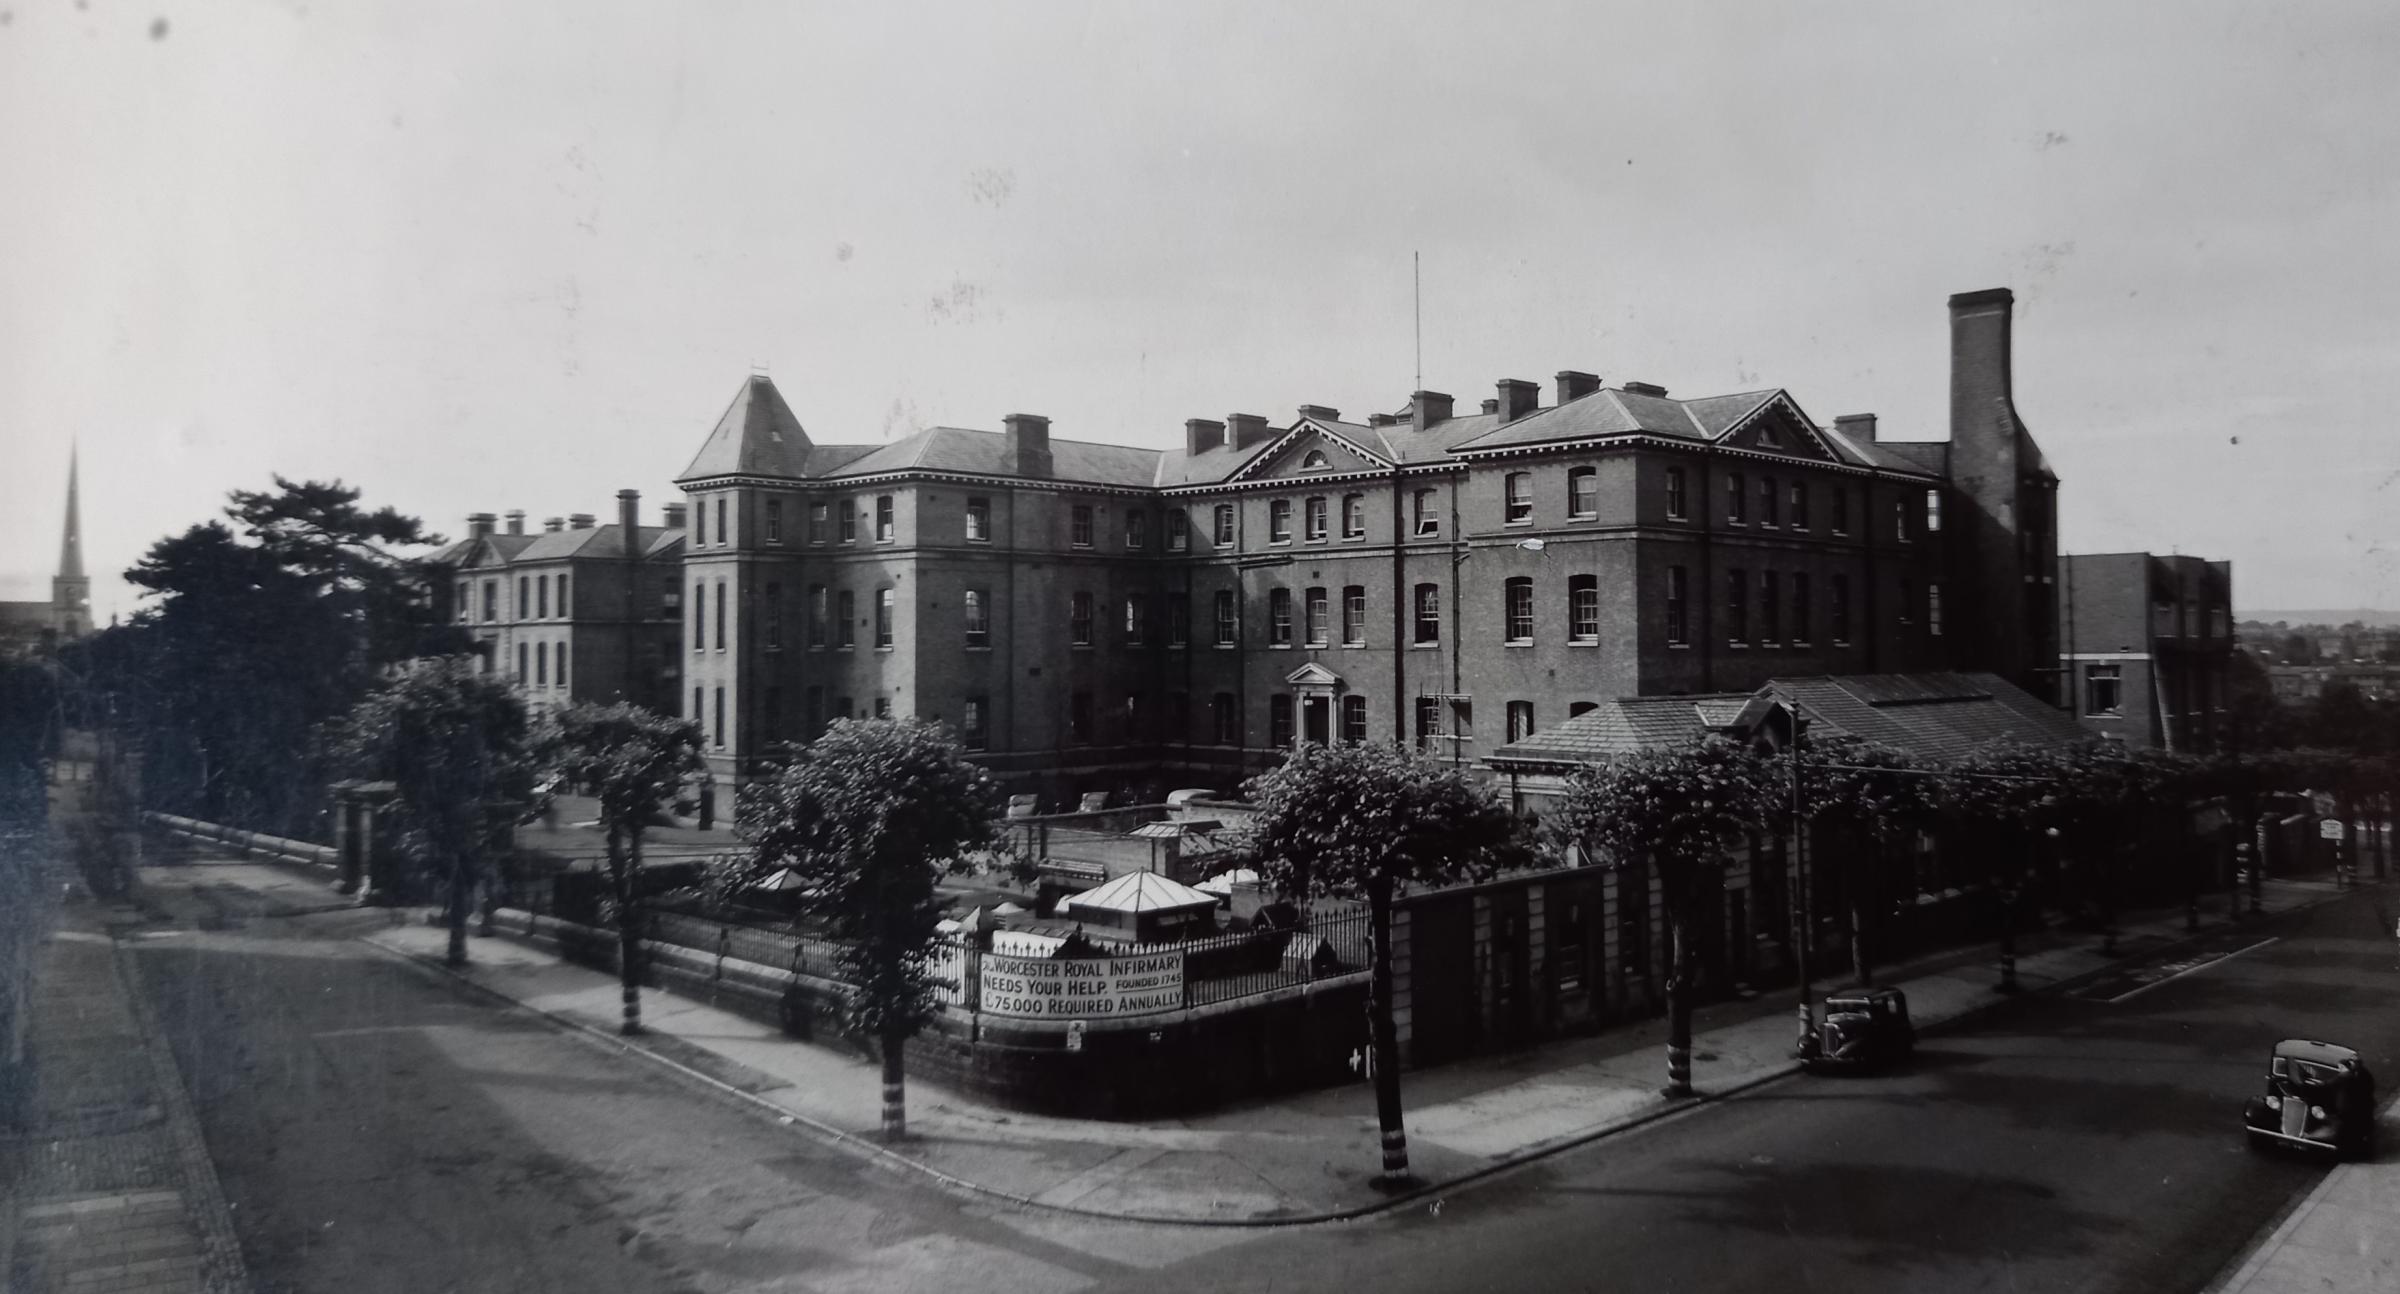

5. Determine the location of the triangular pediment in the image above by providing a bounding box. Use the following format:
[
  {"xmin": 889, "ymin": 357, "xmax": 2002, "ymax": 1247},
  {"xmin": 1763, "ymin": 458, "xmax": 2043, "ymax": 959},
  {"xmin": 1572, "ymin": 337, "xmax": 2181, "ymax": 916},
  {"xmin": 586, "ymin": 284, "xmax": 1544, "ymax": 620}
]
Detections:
[
  {"xmin": 1715, "ymin": 392, "xmax": 1844, "ymax": 462},
  {"xmin": 1232, "ymin": 422, "xmax": 1394, "ymax": 482},
  {"xmin": 1284, "ymin": 662, "xmax": 1342, "ymax": 687}
]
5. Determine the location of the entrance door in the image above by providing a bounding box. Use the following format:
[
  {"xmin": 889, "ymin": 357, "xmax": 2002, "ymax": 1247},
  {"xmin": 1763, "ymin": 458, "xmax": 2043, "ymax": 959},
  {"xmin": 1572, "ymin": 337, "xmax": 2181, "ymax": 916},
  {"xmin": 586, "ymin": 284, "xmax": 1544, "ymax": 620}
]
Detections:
[{"xmin": 1303, "ymin": 695, "xmax": 1330, "ymax": 745}]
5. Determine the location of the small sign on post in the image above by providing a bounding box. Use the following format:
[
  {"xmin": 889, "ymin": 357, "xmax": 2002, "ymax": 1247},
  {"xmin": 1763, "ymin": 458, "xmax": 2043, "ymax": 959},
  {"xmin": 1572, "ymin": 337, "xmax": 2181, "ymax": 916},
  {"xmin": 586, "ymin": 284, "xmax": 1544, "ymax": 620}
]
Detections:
[
  {"xmin": 2320, "ymin": 819, "xmax": 2345, "ymax": 841},
  {"xmin": 1066, "ymin": 1020, "xmax": 1085, "ymax": 1052}
]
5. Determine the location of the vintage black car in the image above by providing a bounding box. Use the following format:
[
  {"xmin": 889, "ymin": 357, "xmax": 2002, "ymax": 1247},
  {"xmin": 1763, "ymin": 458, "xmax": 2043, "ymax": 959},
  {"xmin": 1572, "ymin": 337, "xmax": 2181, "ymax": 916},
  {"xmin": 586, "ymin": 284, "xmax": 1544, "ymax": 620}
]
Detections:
[
  {"xmin": 2243, "ymin": 1039, "xmax": 2377, "ymax": 1158},
  {"xmin": 1802, "ymin": 986, "xmax": 1916, "ymax": 1072}
]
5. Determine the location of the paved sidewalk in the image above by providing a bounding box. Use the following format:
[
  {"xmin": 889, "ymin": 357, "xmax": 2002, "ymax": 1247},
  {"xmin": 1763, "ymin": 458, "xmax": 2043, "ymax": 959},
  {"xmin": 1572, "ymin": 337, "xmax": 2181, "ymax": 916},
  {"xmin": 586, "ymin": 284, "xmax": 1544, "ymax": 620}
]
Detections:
[
  {"xmin": 2208, "ymin": 1091, "xmax": 2400, "ymax": 1294},
  {"xmin": 179, "ymin": 848, "xmax": 2366, "ymax": 1226},
  {"xmin": 2, "ymin": 898, "xmax": 249, "ymax": 1292}
]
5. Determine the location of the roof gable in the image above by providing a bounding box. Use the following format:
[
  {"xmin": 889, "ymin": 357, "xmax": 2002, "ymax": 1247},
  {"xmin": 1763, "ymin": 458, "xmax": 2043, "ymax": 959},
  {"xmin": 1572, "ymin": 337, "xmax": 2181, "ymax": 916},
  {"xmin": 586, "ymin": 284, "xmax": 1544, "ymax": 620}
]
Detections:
[
  {"xmin": 1232, "ymin": 422, "xmax": 1393, "ymax": 482},
  {"xmin": 1710, "ymin": 393, "xmax": 1846, "ymax": 463}
]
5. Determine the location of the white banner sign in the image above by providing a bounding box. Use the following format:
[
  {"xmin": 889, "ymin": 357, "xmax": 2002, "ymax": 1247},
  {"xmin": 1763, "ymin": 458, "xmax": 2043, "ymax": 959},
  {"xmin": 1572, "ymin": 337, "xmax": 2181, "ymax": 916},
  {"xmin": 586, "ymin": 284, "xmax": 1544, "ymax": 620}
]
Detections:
[{"xmin": 978, "ymin": 951, "xmax": 1185, "ymax": 1019}]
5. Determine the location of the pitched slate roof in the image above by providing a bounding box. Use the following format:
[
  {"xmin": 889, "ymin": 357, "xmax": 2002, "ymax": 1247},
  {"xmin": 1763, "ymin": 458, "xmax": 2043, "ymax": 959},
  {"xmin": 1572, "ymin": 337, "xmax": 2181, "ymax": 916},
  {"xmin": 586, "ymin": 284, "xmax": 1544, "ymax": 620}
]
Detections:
[
  {"xmin": 677, "ymin": 375, "xmax": 816, "ymax": 482},
  {"xmin": 1489, "ymin": 672, "xmax": 2086, "ymax": 769},
  {"xmin": 1761, "ymin": 672, "xmax": 2089, "ymax": 763},
  {"xmin": 510, "ymin": 524, "xmax": 686, "ymax": 563},
  {"xmin": 433, "ymin": 533, "xmax": 539, "ymax": 570},
  {"xmin": 828, "ymin": 426, "xmax": 1164, "ymax": 488},
  {"xmin": 1843, "ymin": 435, "xmax": 1949, "ymax": 476},
  {"xmin": 1488, "ymin": 693, "xmax": 1757, "ymax": 765}
]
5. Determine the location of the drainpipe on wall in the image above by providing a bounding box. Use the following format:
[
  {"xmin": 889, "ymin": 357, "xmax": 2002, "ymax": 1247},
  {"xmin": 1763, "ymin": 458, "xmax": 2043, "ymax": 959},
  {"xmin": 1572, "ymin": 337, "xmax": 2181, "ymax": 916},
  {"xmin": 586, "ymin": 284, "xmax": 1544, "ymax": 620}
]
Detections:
[{"xmin": 1391, "ymin": 469, "xmax": 1408, "ymax": 753}]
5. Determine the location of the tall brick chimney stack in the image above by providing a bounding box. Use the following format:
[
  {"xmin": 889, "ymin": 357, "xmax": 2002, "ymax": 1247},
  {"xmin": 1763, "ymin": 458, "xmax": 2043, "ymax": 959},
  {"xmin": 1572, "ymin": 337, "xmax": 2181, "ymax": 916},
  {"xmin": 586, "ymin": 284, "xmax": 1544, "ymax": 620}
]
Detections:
[
  {"xmin": 505, "ymin": 510, "xmax": 526, "ymax": 536},
  {"xmin": 1227, "ymin": 413, "xmax": 1272, "ymax": 451},
  {"xmin": 467, "ymin": 512, "xmax": 497, "ymax": 539},
  {"xmin": 1943, "ymin": 286, "xmax": 2059, "ymax": 692},
  {"xmin": 1834, "ymin": 413, "xmax": 1878, "ymax": 444}
]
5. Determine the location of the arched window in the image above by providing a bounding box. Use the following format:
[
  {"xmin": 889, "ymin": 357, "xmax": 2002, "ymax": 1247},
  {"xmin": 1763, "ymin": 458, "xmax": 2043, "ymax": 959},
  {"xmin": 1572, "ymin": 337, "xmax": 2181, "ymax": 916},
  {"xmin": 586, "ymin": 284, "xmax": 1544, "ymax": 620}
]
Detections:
[{"xmin": 1301, "ymin": 450, "xmax": 1330, "ymax": 470}]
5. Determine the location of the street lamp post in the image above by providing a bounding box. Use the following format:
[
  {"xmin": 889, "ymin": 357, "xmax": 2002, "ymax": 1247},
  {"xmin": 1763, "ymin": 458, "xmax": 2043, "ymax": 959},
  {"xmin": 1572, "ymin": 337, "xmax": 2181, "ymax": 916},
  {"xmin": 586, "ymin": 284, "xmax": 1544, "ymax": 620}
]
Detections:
[
  {"xmin": 1789, "ymin": 724, "xmax": 1817, "ymax": 1060},
  {"xmin": 2250, "ymin": 813, "xmax": 2271, "ymax": 918}
]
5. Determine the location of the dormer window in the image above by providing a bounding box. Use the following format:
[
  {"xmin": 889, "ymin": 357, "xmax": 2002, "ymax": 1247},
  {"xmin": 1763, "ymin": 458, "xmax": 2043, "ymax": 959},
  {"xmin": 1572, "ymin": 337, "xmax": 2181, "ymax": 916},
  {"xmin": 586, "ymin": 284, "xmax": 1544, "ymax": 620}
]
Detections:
[{"xmin": 1301, "ymin": 450, "xmax": 1331, "ymax": 470}]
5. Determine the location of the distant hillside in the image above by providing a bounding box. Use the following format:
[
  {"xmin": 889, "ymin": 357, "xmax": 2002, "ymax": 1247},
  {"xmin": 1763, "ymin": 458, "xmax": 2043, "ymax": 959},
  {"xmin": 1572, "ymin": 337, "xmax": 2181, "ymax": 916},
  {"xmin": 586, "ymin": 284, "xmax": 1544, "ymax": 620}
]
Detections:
[{"xmin": 2240, "ymin": 609, "xmax": 2400, "ymax": 628}]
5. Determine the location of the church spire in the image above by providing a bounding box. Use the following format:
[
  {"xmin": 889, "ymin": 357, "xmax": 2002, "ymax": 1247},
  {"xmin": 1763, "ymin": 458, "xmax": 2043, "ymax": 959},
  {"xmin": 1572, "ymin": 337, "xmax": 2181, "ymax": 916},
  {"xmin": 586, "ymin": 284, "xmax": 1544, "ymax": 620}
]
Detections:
[
  {"xmin": 59, "ymin": 444, "xmax": 84, "ymax": 582},
  {"xmin": 52, "ymin": 445, "xmax": 90, "ymax": 638}
]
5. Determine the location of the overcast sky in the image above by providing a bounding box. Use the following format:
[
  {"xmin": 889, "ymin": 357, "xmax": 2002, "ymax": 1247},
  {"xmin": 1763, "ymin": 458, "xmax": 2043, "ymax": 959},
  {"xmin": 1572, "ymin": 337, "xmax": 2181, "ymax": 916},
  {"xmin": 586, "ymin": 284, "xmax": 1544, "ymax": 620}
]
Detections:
[{"xmin": 6, "ymin": 2, "xmax": 2396, "ymax": 621}]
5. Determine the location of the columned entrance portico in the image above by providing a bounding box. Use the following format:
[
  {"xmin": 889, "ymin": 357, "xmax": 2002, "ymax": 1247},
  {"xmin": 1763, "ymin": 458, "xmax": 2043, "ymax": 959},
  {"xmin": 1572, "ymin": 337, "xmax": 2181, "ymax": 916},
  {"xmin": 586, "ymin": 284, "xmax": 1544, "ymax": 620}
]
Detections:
[{"xmin": 1286, "ymin": 662, "xmax": 1342, "ymax": 749}]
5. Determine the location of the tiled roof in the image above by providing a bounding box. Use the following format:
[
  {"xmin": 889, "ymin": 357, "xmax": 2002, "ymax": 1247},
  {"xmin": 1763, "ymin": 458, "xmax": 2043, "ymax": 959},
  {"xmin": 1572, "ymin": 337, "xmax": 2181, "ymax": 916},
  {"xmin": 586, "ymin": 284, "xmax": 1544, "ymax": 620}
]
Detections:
[
  {"xmin": 432, "ymin": 534, "xmax": 540, "ymax": 569},
  {"xmin": 1761, "ymin": 672, "xmax": 2090, "ymax": 764},
  {"xmin": 1152, "ymin": 438, "xmax": 1266, "ymax": 488},
  {"xmin": 511, "ymin": 524, "xmax": 685, "ymax": 563},
  {"xmin": 1446, "ymin": 388, "xmax": 1702, "ymax": 453},
  {"xmin": 1443, "ymin": 387, "xmax": 1924, "ymax": 481},
  {"xmin": 1489, "ymin": 693, "xmax": 1753, "ymax": 764},
  {"xmin": 1489, "ymin": 672, "xmax": 2087, "ymax": 769},
  {"xmin": 827, "ymin": 426, "xmax": 1164, "ymax": 488},
  {"xmin": 677, "ymin": 375, "xmax": 816, "ymax": 482},
  {"xmin": 1865, "ymin": 439, "xmax": 1950, "ymax": 476}
]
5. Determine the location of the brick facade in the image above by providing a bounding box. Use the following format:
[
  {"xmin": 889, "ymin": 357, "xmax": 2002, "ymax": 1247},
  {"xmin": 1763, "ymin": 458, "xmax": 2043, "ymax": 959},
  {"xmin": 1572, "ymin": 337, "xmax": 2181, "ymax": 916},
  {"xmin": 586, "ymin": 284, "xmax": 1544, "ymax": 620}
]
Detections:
[
  {"xmin": 676, "ymin": 290, "xmax": 2059, "ymax": 797},
  {"xmin": 2057, "ymin": 552, "xmax": 2234, "ymax": 751},
  {"xmin": 430, "ymin": 492, "xmax": 686, "ymax": 716}
]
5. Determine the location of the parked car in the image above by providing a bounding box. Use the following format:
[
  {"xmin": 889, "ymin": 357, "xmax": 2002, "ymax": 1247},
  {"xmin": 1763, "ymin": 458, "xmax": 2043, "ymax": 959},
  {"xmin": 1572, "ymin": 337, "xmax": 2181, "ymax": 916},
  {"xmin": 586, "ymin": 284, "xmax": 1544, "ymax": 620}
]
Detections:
[
  {"xmin": 1802, "ymin": 986, "xmax": 1916, "ymax": 1072},
  {"xmin": 2243, "ymin": 1038, "xmax": 2377, "ymax": 1158}
]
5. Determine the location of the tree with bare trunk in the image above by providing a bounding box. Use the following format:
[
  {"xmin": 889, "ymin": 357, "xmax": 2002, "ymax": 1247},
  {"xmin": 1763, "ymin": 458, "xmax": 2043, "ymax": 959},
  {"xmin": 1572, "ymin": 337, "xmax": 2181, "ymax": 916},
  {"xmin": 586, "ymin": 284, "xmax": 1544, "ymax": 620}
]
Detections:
[
  {"xmin": 1545, "ymin": 737, "xmax": 1770, "ymax": 1098},
  {"xmin": 539, "ymin": 702, "xmax": 704, "ymax": 1035},
  {"xmin": 737, "ymin": 719, "xmax": 1000, "ymax": 1141},
  {"xmin": 1241, "ymin": 741, "xmax": 1528, "ymax": 1185}
]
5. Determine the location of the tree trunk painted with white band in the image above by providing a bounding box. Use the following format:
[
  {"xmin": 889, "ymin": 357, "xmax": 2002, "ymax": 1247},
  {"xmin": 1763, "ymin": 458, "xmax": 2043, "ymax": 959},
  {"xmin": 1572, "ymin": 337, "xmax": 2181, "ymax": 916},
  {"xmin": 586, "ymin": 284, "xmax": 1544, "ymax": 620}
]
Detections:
[
  {"xmin": 1664, "ymin": 866, "xmax": 1693, "ymax": 1098},
  {"xmin": 615, "ymin": 824, "xmax": 643, "ymax": 1035},
  {"xmin": 880, "ymin": 1028, "xmax": 907, "ymax": 1141},
  {"xmin": 1367, "ymin": 871, "xmax": 1410, "ymax": 1181}
]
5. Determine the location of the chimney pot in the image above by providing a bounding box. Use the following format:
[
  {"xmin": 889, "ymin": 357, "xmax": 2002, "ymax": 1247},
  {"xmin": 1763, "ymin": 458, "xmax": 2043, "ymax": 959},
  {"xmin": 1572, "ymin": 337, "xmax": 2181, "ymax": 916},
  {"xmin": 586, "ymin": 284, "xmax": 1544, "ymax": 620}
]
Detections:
[
  {"xmin": 1297, "ymin": 404, "xmax": 1340, "ymax": 422},
  {"xmin": 661, "ymin": 502, "xmax": 689, "ymax": 529},
  {"xmin": 1623, "ymin": 381, "xmax": 1669, "ymax": 399},
  {"xmin": 1184, "ymin": 418, "xmax": 1226, "ymax": 456},
  {"xmin": 468, "ymin": 512, "xmax": 497, "ymax": 538},
  {"xmin": 1555, "ymin": 370, "xmax": 1602, "ymax": 404},
  {"xmin": 1834, "ymin": 413, "xmax": 1879, "ymax": 444},
  {"xmin": 1409, "ymin": 390, "xmax": 1454, "ymax": 433},
  {"xmin": 504, "ymin": 509, "xmax": 526, "ymax": 536},
  {"xmin": 569, "ymin": 513, "xmax": 596, "ymax": 530},
  {"xmin": 543, "ymin": 517, "xmax": 564, "ymax": 533},
  {"xmin": 1481, "ymin": 398, "xmax": 1500, "ymax": 414},
  {"xmin": 1004, "ymin": 413, "xmax": 1053, "ymax": 479},
  {"xmin": 1227, "ymin": 413, "xmax": 1273, "ymax": 451},
  {"xmin": 618, "ymin": 488, "xmax": 640, "ymax": 543},
  {"xmin": 1495, "ymin": 378, "xmax": 1539, "ymax": 424}
]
